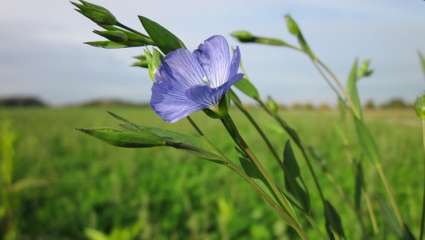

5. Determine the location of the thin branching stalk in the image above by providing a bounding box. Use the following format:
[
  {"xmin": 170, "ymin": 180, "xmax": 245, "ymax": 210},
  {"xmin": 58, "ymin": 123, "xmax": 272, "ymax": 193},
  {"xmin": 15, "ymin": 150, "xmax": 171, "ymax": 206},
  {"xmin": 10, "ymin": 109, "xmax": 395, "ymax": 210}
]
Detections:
[
  {"xmin": 256, "ymin": 99, "xmax": 326, "ymax": 202},
  {"xmin": 232, "ymin": 96, "xmax": 281, "ymax": 165},
  {"xmin": 420, "ymin": 119, "xmax": 425, "ymax": 240},
  {"xmin": 218, "ymin": 113, "xmax": 307, "ymax": 238},
  {"xmin": 277, "ymin": 42, "xmax": 405, "ymax": 229},
  {"xmin": 186, "ymin": 116, "xmax": 307, "ymax": 239}
]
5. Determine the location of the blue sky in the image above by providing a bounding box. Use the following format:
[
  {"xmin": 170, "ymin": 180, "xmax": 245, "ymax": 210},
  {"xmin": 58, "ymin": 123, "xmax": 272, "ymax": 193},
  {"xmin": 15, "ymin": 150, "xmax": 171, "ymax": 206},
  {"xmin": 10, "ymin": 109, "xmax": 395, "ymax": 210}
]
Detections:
[{"xmin": 0, "ymin": 0, "xmax": 424, "ymax": 105}]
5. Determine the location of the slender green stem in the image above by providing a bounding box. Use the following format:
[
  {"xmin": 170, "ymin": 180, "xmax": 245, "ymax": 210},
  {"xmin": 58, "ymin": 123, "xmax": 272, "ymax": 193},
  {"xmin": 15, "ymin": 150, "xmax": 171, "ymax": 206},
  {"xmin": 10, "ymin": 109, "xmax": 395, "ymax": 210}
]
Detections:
[
  {"xmin": 257, "ymin": 99, "xmax": 326, "ymax": 202},
  {"xmin": 232, "ymin": 97, "xmax": 282, "ymax": 165},
  {"xmin": 375, "ymin": 162, "xmax": 403, "ymax": 226},
  {"xmin": 186, "ymin": 116, "xmax": 203, "ymax": 136},
  {"xmin": 420, "ymin": 120, "xmax": 425, "ymax": 240},
  {"xmin": 364, "ymin": 190, "xmax": 379, "ymax": 235},
  {"xmin": 219, "ymin": 113, "xmax": 306, "ymax": 238},
  {"xmin": 281, "ymin": 42, "xmax": 405, "ymax": 228},
  {"xmin": 185, "ymin": 117, "xmax": 307, "ymax": 239}
]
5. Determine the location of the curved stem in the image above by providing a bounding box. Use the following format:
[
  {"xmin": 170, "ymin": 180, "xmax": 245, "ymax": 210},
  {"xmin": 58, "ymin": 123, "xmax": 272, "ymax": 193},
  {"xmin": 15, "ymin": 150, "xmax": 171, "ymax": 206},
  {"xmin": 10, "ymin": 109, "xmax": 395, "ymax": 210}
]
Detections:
[
  {"xmin": 186, "ymin": 117, "xmax": 307, "ymax": 239},
  {"xmin": 219, "ymin": 113, "xmax": 306, "ymax": 238},
  {"xmin": 420, "ymin": 119, "xmax": 425, "ymax": 240},
  {"xmin": 232, "ymin": 97, "xmax": 281, "ymax": 165},
  {"xmin": 257, "ymin": 99, "xmax": 326, "ymax": 202}
]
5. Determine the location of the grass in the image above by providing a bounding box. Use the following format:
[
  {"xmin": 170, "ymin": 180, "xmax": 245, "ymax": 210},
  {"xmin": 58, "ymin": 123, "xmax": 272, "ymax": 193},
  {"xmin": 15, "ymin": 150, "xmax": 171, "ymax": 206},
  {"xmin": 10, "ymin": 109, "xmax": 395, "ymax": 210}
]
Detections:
[{"xmin": 0, "ymin": 106, "xmax": 422, "ymax": 239}]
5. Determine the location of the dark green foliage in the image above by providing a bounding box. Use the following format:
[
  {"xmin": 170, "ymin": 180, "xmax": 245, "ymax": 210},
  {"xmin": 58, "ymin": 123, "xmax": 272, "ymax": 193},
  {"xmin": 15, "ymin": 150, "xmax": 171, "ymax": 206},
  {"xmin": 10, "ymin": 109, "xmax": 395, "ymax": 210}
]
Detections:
[
  {"xmin": 324, "ymin": 200, "xmax": 346, "ymax": 239},
  {"xmin": 281, "ymin": 141, "xmax": 310, "ymax": 213},
  {"xmin": 138, "ymin": 16, "xmax": 185, "ymax": 54}
]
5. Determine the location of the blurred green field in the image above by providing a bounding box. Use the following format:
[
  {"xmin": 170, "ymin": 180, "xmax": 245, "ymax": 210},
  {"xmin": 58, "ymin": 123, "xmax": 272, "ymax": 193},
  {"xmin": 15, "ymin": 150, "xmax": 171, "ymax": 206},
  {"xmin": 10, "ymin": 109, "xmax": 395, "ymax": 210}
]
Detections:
[{"xmin": 0, "ymin": 107, "xmax": 423, "ymax": 239}]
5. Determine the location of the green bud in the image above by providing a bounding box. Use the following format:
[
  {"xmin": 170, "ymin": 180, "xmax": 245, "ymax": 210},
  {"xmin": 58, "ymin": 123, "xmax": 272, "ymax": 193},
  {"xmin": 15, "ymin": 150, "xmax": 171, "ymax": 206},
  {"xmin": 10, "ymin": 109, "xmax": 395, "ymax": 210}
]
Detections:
[
  {"xmin": 358, "ymin": 59, "xmax": 373, "ymax": 78},
  {"xmin": 231, "ymin": 31, "xmax": 256, "ymax": 43},
  {"xmin": 415, "ymin": 94, "xmax": 425, "ymax": 120},
  {"xmin": 265, "ymin": 96, "xmax": 279, "ymax": 114},
  {"xmin": 94, "ymin": 30, "xmax": 128, "ymax": 42},
  {"xmin": 145, "ymin": 49, "xmax": 162, "ymax": 80},
  {"xmin": 72, "ymin": 0, "xmax": 117, "ymax": 26},
  {"xmin": 132, "ymin": 54, "xmax": 148, "ymax": 68}
]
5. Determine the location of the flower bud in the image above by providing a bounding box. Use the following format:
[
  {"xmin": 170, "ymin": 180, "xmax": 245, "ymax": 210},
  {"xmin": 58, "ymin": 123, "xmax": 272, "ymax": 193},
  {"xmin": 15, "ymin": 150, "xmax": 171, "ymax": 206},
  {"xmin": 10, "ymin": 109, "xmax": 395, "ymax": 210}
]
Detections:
[
  {"xmin": 132, "ymin": 54, "xmax": 148, "ymax": 68},
  {"xmin": 358, "ymin": 59, "xmax": 373, "ymax": 78},
  {"xmin": 72, "ymin": 0, "xmax": 117, "ymax": 26},
  {"xmin": 94, "ymin": 30, "xmax": 128, "ymax": 42},
  {"xmin": 415, "ymin": 94, "xmax": 425, "ymax": 120},
  {"xmin": 266, "ymin": 96, "xmax": 279, "ymax": 114},
  {"xmin": 145, "ymin": 49, "xmax": 162, "ymax": 80},
  {"xmin": 231, "ymin": 31, "xmax": 256, "ymax": 43}
]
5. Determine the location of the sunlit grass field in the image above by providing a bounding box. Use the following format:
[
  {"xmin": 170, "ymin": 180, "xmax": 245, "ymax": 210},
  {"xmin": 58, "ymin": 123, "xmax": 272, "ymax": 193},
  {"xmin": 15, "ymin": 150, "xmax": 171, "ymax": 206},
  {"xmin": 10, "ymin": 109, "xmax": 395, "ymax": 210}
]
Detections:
[{"xmin": 0, "ymin": 106, "xmax": 422, "ymax": 239}]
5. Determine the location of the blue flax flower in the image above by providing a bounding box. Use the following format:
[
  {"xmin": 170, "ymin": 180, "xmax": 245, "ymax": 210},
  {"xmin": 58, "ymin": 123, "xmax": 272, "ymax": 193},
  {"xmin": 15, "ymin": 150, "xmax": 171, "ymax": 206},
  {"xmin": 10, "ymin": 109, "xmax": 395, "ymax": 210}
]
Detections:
[{"xmin": 150, "ymin": 35, "xmax": 243, "ymax": 123}]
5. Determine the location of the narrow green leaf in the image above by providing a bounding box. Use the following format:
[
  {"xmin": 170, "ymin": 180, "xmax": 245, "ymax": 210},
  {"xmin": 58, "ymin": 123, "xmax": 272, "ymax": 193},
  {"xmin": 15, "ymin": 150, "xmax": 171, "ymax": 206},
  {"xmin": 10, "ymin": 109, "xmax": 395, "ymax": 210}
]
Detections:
[
  {"xmin": 234, "ymin": 77, "xmax": 260, "ymax": 100},
  {"xmin": 418, "ymin": 51, "xmax": 425, "ymax": 77},
  {"xmin": 106, "ymin": 112, "xmax": 225, "ymax": 163},
  {"xmin": 347, "ymin": 59, "xmax": 363, "ymax": 119},
  {"xmin": 85, "ymin": 41, "xmax": 136, "ymax": 49},
  {"xmin": 353, "ymin": 117, "xmax": 380, "ymax": 164},
  {"xmin": 138, "ymin": 16, "xmax": 185, "ymax": 54},
  {"xmin": 324, "ymin": 200, "xmax": 346, "ymax": 239},
  {"xmin": 77, "ymin": 128, "xmax": 166, "ymax": 148},
  {"xmin": 284, "ymin": 15, "xmax": 315, "ymax": 59},
  {"xmin": 282, "ymin": 141, "xmax": 310, "ymax": 213},
  {"xmin": 354, "ymin": 160, "xmax": 364, "ymax": 211},
  {"xmin": 237, "ymin": 148, "xmax": 262, "ymax": 179}
]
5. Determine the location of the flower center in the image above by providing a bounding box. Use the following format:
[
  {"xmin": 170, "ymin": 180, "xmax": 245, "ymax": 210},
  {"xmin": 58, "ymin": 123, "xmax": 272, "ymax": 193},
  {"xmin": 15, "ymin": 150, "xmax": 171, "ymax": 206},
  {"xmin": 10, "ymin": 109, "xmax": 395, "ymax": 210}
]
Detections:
[{"xmin": 201, "ymin": 75, "xmax": 211, "ymax": 87}]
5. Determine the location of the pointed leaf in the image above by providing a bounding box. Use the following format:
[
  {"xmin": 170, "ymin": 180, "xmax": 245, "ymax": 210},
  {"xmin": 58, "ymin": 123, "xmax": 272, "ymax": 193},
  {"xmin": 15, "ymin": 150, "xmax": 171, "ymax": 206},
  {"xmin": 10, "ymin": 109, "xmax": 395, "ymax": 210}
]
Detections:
[
  {"xmin": 282, "ymin": 141, "xmax": 310, "ymax": 212},
  {"xmin": 353, "ymin": 117, "xmax": 379, "ymax": 164},
  {"xmin": 419, "ymin": 51, "xmax": 425, "ymax": 77},
  {"xmin": 138, "ymin": 16, "xmax": 185, "ymax": 54},
  {"xmin": 106, "ymin": 111, "xmax": 225, "ymax": 163},
  {"xmin": 77, "ymin": 128, "xmax": 165, "ymax": 148},
  {"xmin": 347, "ymin": 59, "xmax": 363, "ymax": 119},
  {"xmin": 324, "ymin": 200, "xmax": 346, "ymax": 239},
  {"xmin": 237, "ymin": 149, "xmax": 262, "ymax": 179},
  {"xmin": 234, "ymin": 77, "xmax": 260, "ymax": 100},
  {"xmin": 284, "ymin": 15, "xmax": 315, "ymax": 59}
]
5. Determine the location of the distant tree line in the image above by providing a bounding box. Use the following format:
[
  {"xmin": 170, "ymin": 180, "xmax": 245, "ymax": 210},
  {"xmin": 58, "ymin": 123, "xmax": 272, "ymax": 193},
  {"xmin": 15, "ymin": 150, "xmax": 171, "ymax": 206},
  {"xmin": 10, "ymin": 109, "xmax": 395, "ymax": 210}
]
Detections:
[
  {"xmin": 0, "ymin": 96, "xmax": 414, "ymax": 110},
  {"xmin": 0, "ymin": 97, "xmax": 47, "ymax": 107}
]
